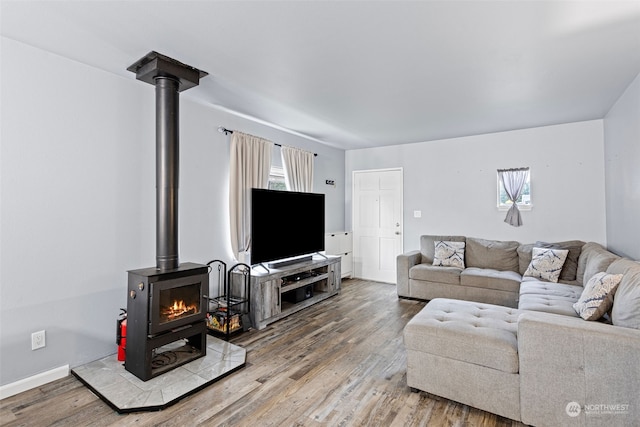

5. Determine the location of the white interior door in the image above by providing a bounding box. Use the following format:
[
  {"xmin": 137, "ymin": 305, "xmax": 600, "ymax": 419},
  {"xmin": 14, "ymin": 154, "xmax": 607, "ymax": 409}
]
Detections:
[{"xmin": 352, "ymin": 168, "xmax": 403, "ymax": 283}]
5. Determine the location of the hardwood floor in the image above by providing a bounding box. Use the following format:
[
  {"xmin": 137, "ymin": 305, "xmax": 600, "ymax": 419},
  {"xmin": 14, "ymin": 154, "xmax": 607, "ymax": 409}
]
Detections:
[{"xmin": 1, "ymin": 279, "xmax": 527, "ymax": 426}]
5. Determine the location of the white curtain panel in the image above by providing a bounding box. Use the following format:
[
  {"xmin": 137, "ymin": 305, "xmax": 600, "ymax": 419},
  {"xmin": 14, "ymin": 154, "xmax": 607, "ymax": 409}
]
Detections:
[
  {"xmin": 498, "ymin": 167, "xmax": 529, "ymax": 227},
  {"xmin": 229, "ymin": 132, "xmax": 273, "ymax": 259},
  {"xmin": 281, "ymin": 145, "xmax": 314, "ymax": 192}
]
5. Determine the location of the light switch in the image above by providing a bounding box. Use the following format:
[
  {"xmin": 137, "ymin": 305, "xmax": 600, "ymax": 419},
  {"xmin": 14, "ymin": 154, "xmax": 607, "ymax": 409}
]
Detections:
[{"xmin": 414, "ymin": 210, "xmax": 422, "ymax": 218}]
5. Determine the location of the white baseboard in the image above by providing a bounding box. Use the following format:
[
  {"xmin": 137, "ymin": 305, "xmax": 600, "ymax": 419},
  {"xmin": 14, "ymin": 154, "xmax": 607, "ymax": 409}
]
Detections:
[{"xmin": 0, "ymin": 365, "xmax": 69, "ymax": 400}]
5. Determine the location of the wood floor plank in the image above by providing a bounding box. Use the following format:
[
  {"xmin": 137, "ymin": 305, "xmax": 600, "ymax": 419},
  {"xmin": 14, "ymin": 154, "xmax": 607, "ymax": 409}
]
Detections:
[{"xmin": 1, "ymin": 279, "xmax": 528, "ymax": 427}]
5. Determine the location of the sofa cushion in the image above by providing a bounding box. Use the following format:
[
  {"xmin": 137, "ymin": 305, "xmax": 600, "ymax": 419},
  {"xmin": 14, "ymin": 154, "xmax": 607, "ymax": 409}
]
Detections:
[
  {"xmin": 460, "ymin": 268, "xmax": 521, "ymax": 293},
  {"xmin": 466, "ymin": 237, "xmax": 520, "ymax": 272},
  {"xmin": 611, "ymin": 263, "xmax": 640, "ymax": 329},
  {"xmin": 576, "ymin": 242, "xmax": 620, "ymax": 284},
  {"xmin": 433, "ymin": 241, "xmax": 465, "ymax": 269},
  {"xmin": 573, "ymin": 272, "xmax": 623, "ymax": 321},
  {"xmin": 420, "ymin": 235, "xmax": 466, "ymax": 264},
  {"xmin": 518, "ymin": 293, "xmax": 580, "ymax": 317},
  {"xmin": 607, "ymin": 258, "xmax": 640, "ymax": 276},
  {"xmin": 519, "ymin": 279, "xmax": 583, "ymax": 299},
  {"xmin": 523, "ymin": 247, "xmax": 569, "ymax": 283},
  {"xmin": 404, "ymin": 298, "xmax": 521, "ymax": 373},
  {"xmin": 517, "ymin": 243, "xmax": 535, "ymax": 276},
  {"xmin": 409, "ymin": 264, "xmax": 461, "ymax": 285}
]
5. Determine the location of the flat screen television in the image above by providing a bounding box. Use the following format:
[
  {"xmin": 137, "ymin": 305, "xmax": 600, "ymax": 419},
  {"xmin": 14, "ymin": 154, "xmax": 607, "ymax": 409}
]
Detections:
[{"xmin": 250, "ymin": 188, "xmax": 325, "ymax": 266}]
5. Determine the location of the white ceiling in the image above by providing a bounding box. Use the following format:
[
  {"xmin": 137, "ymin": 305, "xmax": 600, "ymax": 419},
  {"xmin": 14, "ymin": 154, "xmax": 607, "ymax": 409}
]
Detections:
[{"xmin": 2, "ymin": 1, "xmax": 640, "ymax": 150}]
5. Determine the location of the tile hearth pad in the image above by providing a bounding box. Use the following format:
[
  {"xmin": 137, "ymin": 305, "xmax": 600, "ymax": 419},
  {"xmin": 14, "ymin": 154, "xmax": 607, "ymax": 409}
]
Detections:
[{"xmin": 72, "ymin": 336, "xmax": 246, "ymax": 413}]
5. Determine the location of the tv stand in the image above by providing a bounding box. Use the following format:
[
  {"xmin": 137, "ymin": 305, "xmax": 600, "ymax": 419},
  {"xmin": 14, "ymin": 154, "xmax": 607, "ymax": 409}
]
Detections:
[{"xmin": 237, "ymin": 255, "xmax": 341, "ymax": 330}]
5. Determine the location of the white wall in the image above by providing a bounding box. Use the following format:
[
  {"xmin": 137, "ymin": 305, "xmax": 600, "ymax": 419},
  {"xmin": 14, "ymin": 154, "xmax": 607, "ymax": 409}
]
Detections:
[
  {"xmin": 345, "ymin": 120, "xmax": 607, "ymax": 251},
  {"xmin": 0, "ymin": 38, "xmax": 345, "ymax": 386},
  {"xmin": 604, "ymin": 72, "xmax": 640, "ymax": 260}
]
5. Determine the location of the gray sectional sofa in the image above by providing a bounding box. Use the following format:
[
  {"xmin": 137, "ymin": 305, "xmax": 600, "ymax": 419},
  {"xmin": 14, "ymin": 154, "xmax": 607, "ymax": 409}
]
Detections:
[{"xmin": 398, "ymin": 235, "xmax": 640, "ymax": 426}]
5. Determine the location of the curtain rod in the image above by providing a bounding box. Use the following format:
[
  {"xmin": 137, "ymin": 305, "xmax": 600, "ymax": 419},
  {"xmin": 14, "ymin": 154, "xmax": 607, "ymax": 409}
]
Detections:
[
  {"xmin": 218, "ymin": 126, "xmax": 317, "ymax": 156},
  {"xmin": 497, "ymin": 167, "xmax": 529, "ymax": 172}
]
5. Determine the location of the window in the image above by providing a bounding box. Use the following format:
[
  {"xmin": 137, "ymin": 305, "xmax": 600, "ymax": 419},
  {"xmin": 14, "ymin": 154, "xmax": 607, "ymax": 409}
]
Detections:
[
  {"xmin": 268, "ymin": 166, "xmax": 287, "ymax": 191},
  {"xmin": 497, "ymin": 170, "xmax": 531, "ymax": 210}
]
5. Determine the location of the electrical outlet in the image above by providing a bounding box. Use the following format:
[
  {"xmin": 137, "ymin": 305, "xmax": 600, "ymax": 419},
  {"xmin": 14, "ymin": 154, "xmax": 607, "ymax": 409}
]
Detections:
[{"xmin": 31, "ymin": 330, "xmax": 46, "ymax": 350}]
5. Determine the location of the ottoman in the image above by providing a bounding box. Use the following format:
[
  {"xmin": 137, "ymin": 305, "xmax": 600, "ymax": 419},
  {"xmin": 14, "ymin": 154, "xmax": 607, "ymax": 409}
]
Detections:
[{"xmin": 403, "ymin": 298, "xmax": 523, "ymax": 421}]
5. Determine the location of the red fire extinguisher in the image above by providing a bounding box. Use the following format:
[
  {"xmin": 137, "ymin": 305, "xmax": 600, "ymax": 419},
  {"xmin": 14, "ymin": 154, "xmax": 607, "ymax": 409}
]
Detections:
[{"xmin": 117, "ymin": 309, "xmax": 127, "ymax": 362}]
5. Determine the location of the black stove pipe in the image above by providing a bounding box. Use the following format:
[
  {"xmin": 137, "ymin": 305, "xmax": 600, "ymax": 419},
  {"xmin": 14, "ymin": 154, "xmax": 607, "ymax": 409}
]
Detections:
[
  {"xmin": 127, "ymin": 52, "xmax": 207, "ymax": 271},
  {"xmin": 155, "ymin": 76, "xmax": 180, "ymax": 270}
]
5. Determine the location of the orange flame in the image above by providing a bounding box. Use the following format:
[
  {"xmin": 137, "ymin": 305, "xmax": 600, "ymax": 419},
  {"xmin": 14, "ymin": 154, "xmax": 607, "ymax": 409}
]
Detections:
[{"xmin": 161, "ymin": 299, "xmax": 198, "ymax": 321}]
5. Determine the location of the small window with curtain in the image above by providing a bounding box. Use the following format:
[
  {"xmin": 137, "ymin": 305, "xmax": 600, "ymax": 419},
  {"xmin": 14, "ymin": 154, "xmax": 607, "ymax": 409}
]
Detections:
[
  {"xmin": 268, "ymin": 166, "xmax": 287, "ymax": 191},
  {"xmin": 497, "ymin": 167, "xmax": 531, "ymax": 211}
]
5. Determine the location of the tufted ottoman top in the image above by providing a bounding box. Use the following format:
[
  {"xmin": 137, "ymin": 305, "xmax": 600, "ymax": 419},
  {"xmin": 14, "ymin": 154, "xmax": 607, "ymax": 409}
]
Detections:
[{"xmin": 404, "ymin": 298, "xmax": 522, "ymax": 373}]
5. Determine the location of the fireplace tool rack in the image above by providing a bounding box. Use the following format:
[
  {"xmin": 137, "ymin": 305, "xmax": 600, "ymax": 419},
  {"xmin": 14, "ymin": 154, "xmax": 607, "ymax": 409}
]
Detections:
[{"xmin": 205, "ymin": 260, "xmax": 251, "ymax": 340}]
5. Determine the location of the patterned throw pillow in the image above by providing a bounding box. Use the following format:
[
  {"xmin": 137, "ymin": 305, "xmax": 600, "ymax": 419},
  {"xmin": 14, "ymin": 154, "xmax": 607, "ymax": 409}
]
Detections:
[
  {"xmin": 573, "ymin": 272, "xmax": 624, "ymax": 320},
  {"xmin": 433, "ymin": 241, "xmax": 465, "ymax": 269},
  {"xmin": 523, "ymin": 247, "xmax": 569, "ymax": 283}
]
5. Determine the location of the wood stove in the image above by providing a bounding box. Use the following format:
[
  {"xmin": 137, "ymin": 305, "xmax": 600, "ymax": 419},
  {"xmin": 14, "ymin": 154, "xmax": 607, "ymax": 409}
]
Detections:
[
  {"xmin": 125, "ymin": 52, "xmax": 209, "ymax": 381},
  {"xmin": 126, "ymin": 263, "xmax": 208, "ymax": 381}
]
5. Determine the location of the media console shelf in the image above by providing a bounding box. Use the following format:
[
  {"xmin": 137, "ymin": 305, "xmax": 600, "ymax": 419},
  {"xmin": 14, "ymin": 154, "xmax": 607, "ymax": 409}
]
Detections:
[{"xmin": 239, "ymin": 255, "xmax": 341, "ymax": 330}]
